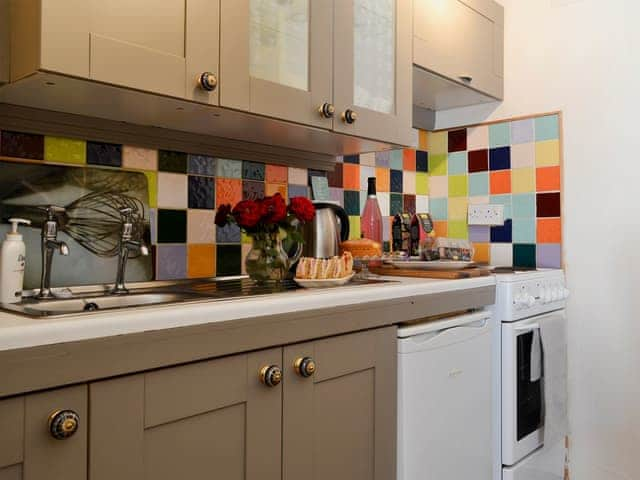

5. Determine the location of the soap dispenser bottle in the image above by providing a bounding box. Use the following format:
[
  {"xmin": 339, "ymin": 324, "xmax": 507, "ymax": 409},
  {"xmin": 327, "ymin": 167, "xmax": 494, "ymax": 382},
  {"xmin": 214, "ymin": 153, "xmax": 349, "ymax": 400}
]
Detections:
[{"xmin": 0, "ymin": 218, "xmax": 31, "ymax": 304}]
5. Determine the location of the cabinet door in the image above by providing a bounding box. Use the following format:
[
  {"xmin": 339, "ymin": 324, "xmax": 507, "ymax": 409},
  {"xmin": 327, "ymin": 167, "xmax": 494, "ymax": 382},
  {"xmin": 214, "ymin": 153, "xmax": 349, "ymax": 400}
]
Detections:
[
  {"xmin": 220, "ymin": 0, "xmax": 333, "ymax": 128},
  {"xmin": 283, "ymin": 327, "xmax": 397, "ymax": 480},
  {"xmin": 40, "ymin": 0, "xmax": 220, "ymax": 104},
  {"xmin": 413, "ymin": 0, "xmax": 504, "ymax": 99},
  {"xmin": 89, "ymin": 348, "xmax": 282, "ymax": 480},
  {"xmin": 0, "ymin": 386, "xmax": 88, "ymax": 480},
  {"xmin": 333, "ymin": 0, "xmax": 412, "ymax": 145}
]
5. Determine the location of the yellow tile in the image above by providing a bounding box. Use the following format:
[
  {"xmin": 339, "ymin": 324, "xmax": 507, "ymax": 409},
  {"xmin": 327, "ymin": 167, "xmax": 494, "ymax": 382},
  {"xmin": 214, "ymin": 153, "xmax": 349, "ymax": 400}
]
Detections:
[
  {"xmin": 44, "ymin": 136, "xmax": 86, "ymax": 165},
  {"xmin": 535, "ymin": 140, "xmax": 560, "ymax": 167},
  {"xmin": 427, "ymin": 131, "xmax": 448, "ymax": 154},
  {"xmin": 348, "ymin": 216, "xmax": 361, "ymax": 240},
  {"xmin": 429, "ymin": 154, "xmax": 448, "ymax": 176},
  {"xmin": 448, "ymin": 197, "xmax": 468, "ymax": 220},
  {"xmin": 143, "ymin": 171, "xmax": 157, "ymax": 208},
  {"xmin": 473, "ymin": 243, "xmax": 490, "ymax": 263},
  {"xmin": 416, "ymin": 172, "xmax": 429, "ymax": 195},
  {"xmin": 418, "ymin": 130, "xmax": 429, "ymax": 150},
  {"xmin": 448, "ymin": 220, "xmax": 468, "ymax": 239},
  {"xmin": 511, "ymin": 167, "xmax": 536, "ymax": 193}
]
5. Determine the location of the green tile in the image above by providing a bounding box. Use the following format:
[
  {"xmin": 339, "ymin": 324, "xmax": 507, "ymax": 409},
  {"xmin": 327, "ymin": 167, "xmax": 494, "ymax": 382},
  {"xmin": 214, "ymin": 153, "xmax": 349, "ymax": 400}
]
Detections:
[
  {"xmin": 469, "ymin": 172, "xmax": 489, "ymax": 196},
  {"xmin": 348, "ymin": 216, "xmax": 361, "ymax": 240},
  {"xmin": 44, "ymin": 136, "xmax": 86, "ymax": 164},
  {"xmin": 158, "ymin": 150, "xmax": 188, "ymax": 173},
  {"xmin": 448, "ymin": 152, "xmax": 467, "ymax": 175},
  {"xmin": 512, "ymin": 218, "xmax": 536, "ymax": 243},
  {"xmin": 416, "ymin": 172, "xmax": 429, "ymax": 195},
  {"xmin": 344, "ymin": 190, "xmax": 361, "ymax": 215},
  {"xmin": 157, "ymin": 209, "xmax": 187, "ymax": 243},
  {"xmin": 429, "ymin": 154, "xmax": 448, "ymax": 176},
  {"xmin": 513, "ymin": 244, "xmax": 536, "ymax": 268},
  {"xmin": 430, "ymin": 198, "xmax": 448, "ymax": 220},
  {"xmin": 216, "ymin": 244, "xmax": 241, "ymax": 276},
  {"xmin": 489, "ymin": 122, "xmax": 510, "ymax": 148},
  {"xmin": 390, "ymin": 193, "xmax": 404, "ymax": 216},
  {"xmin": 535, "ymin": 115, "xmax": 559, "ymax": 141},
  {"xmin": 217, "ymin": 158, "xmax": 242, "ymax": 178},
  {"xmin": 512, "ymin": 193, "xmax": 536, "ymax": 218},
  {"xmin": 448, "ymin": 220, "xmax": 468, "ymax": 239},
  {"xmin": 448, "ymin": 175, "xmax": 468, "ymax": 197},
  {"xmin": 389, "ymin": 150, "xmax": 404, "ymax": 170}
]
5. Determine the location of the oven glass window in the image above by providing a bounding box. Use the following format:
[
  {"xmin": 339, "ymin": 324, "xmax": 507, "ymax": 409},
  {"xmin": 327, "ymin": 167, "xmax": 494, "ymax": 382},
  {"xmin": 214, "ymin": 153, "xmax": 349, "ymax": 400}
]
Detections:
[{"xmin": 516, "ymin": 331, "xmax": 543, "ymax": 440}]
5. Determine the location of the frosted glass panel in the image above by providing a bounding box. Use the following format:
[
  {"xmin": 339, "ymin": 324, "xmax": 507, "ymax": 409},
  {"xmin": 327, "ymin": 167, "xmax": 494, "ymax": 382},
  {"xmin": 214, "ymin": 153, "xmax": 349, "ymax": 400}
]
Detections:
[
  {"xmin": 354, "ymin": 0, "xmax": 395, "ymax": 114},
  {"xmin": 250, "ymin": 0, "xmax": 309, "ymax": 91}
]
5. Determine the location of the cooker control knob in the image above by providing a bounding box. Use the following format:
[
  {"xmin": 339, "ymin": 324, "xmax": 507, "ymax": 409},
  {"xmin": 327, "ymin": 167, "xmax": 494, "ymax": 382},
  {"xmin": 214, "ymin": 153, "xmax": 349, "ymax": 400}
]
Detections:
[
  {"xmin": 563, "ymin": 288, "xmax": 570, "ymax": 299},
  {"xmin": 551, "ymin": 289, "xmax": 559, "ymax": 301},
  {"xmin": 527, "ymin": 295, "xmax": 536, "ymax": 307}
]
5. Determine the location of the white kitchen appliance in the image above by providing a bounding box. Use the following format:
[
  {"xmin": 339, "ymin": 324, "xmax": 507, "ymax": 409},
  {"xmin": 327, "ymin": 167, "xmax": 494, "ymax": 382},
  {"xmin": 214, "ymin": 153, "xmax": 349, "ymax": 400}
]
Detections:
[
  {"xmin": 397, "ymin": 310, "xmax": 496, "ymax": 480},
  {"xmin": 494, "ymin": 269, "xmax": 569, "ymax": 480}
]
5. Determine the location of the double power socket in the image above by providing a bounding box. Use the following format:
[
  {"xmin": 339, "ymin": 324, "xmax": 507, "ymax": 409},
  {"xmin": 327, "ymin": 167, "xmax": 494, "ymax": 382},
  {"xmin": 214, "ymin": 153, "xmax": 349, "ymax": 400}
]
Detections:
[{"xmin": 467, "ymin": 204, "xmax": 505, "ymax": 226}]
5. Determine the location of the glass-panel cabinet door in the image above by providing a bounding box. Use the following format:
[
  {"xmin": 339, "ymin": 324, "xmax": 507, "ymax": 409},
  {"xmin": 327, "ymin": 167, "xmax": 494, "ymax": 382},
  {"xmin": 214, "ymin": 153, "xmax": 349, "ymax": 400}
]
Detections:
[
  {"xmin": 220, "ymin": 0, "xmax": 333, "ymax": 129},
  {"xmin": 334, "ymin": 0, "xmax": 413, "ymax": 145}
]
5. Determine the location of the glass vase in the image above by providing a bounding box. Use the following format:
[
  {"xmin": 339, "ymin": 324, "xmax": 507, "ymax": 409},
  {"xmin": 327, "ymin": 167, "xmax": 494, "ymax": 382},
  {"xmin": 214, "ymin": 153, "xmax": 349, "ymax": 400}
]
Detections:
[{"xmin": 245, "ymin": 230, "xmax": 301, "ymax": 284}]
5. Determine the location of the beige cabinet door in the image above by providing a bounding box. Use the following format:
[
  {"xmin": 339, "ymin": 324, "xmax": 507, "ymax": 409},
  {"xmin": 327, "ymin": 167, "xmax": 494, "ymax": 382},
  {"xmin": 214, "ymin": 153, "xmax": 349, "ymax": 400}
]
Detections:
[
  {"xmin": 413, "ymin": 0, "xmax": 504, "ymax": 99},
  {"xmin": 0, "ymin": 385, "xmax": 88, "ymax": 480},
  {"xmin": 89, "ymin": 348, "xmax": 282, "ymax": 480},
  {"xmin": 283, "ymin": 327, "xmax": 397, "ymax": 480},
  {"xmin": 333, "ymin": 0, "xmax": 413, "ymax": 146},
  {"xmin": 40, "ymin": 0, "xmax": 220, "ymax": 104},
  {"xmin": 220, "ymin": 0, "xmax": 333, "ymax": 129}
]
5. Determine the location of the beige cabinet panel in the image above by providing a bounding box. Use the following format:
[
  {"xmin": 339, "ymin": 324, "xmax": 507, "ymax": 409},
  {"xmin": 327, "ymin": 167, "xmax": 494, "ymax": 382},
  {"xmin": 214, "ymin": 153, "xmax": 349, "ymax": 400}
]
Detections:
[
  {"xmin": 414, "ymin": 0, "xmax": 504, "ymax": 99},
  {"xmin": 220, "ymin": 0, "xmax": 333, "ymax": 129},
  {"xmin": 334, "ymin": 0, "xmax": 413, "ymax": 146},
  {"xmin": 90, "ymin": 348, "xmax": 282, "ymax": 480},
  {"xmin": 283, "ymin": 327, "xmax": 397, "ymax": 480}
]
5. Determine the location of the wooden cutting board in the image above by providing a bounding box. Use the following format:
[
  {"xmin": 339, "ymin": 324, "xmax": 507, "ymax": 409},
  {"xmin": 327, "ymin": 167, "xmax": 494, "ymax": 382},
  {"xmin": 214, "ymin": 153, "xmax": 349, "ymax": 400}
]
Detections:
[{"xmin": 368, "ymin": 265, "xmax": 491, "ymax": 279}]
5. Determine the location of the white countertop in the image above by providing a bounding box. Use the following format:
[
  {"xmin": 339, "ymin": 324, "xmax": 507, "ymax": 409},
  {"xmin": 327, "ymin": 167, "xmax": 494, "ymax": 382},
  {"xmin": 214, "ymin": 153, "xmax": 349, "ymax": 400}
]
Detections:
[{"xmin": 0, "ymin": 275, "xmax": 495, "ymax": 352}]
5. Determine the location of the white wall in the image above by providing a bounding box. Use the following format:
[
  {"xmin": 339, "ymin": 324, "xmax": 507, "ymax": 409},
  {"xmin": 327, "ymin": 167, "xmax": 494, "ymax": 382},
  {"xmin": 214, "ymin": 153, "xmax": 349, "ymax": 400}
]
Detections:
[{"xmin": 436, "ymin": 1, "xmax": 640, "ymax": 478}]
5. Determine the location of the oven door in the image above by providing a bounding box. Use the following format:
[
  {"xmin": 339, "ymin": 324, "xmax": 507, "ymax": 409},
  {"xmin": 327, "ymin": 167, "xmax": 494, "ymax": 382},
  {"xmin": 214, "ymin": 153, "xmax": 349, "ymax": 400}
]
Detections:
[
  {"xmin": 502, "ymin": 440, "xmax": 566, "ymax": 480},
  {"xmin": 501, "ymin": 311, "xmax": 565, "ymax": 465}
]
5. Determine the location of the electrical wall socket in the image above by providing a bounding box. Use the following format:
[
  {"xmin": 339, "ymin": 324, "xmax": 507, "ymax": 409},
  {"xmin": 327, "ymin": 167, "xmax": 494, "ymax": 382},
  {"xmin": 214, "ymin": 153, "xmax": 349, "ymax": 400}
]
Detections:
[{"xmin": 467, "ymin": 204, "xmax": 505, "ymax": 226}]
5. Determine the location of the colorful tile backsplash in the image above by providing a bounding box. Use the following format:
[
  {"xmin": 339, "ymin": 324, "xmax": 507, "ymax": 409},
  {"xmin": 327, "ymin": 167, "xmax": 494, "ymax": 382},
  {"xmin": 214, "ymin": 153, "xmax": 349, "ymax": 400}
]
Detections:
[{"xmin": 0, "ymin": 112, "xmax": 562, "ymax": 281}]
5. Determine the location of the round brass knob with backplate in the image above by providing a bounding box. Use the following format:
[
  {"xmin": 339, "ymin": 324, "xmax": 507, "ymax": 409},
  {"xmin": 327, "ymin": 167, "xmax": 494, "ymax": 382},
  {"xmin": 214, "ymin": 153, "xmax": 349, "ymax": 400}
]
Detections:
[
  {"xmin": 341, "ymin": 109, "xmax": 358, "ymax": 124},
  {"xmin": 260, "ymin": 365, "xmax": 282, "ymax": 387},
  {"xmin": 294, "ymin": 356, "xmax": 316, "ymax": 378},
  {"xmin": 48, "ymin": 409, "xmax": 79, "ymax": 440},
  {"xmin": 198, "ymin": 72, "xmax": 218, "ymax": 91},
  {"xmin": 318, "ymin": 102, "xmax": 335, "ymax": 118}
]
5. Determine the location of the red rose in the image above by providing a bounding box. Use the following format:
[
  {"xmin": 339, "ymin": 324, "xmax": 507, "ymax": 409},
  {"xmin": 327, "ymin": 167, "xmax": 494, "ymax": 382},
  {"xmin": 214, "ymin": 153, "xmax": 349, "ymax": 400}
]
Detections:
[
  {"xmin": 288, "ymin": 196, "xmax": 315, "ymax": 223},
  {"xmin": 232, "ymin": 200, "xmax": 262, "ymax": 229},
  {"xmin": 261, "ymin": 193, "xmax": 287, "ymax": 224},
  {"xmin": 215, "ymin": 204, "xmax": 232, "ymax": 227}
]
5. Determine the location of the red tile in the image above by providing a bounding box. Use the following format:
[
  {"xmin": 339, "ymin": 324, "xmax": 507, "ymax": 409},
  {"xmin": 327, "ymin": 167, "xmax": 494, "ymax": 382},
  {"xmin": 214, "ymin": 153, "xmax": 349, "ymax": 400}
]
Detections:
[
  {"xmin": 265, "ymin": 164, "xmax": 288, "ymax": 184},
  {"xmin": 536, "ymin": 192, "xmax": 561, "ymax": 217},
  {"xmin": 327, "ymin": 163, "xmax": 343, "ymax": 188},
  {"xmin": 448, "ymin": 129, "xmax": 467, "ymax": 152},
  {"xmin": 468, "ymin": 149, "xmax": 488, "ymax": 172}
]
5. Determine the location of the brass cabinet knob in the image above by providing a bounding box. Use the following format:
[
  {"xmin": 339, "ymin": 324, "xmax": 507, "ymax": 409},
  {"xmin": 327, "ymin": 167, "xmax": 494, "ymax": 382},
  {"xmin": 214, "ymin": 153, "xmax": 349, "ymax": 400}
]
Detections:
[
  {"xmin": 198, "ymin": 72, "xmax": 218, "ymax": 91},
  {"xmin": 294, "ymin": 356, "xmax": 316, "ymax": 378},
  {"xmin": 341, "ymin": 109, "xmax": 358, "ymax": 124},
  {"xmin": 318, "ymin": 102, "xmax": 335, "ymax": 118},
  {"xmin": 48, "ymin": 409, "xmax": 79, "ymax": 440},
  {"xmin": 260, "ymin": 365, "xmax": 282, "ymax": 387}
]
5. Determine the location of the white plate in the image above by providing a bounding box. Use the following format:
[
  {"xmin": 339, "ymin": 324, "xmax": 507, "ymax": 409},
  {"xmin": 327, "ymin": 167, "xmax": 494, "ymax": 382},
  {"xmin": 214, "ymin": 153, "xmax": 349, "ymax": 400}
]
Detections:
[
  {"xmin": 294, "ymin": 273, "xmax": 355, "ymax": 288},
  {"xmin": 389, "ymin": 260, "xmax": 476, "ymax": 270}
]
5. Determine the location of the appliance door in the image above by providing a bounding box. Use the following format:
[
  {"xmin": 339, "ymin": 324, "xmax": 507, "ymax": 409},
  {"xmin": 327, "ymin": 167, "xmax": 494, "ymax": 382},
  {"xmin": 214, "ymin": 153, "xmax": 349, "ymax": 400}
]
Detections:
[
  {"xmin": 502, "ymin": 440, "xmax": 566, "ymax": 480},
  {"xmin": 398, "ymin": 312, "xmax": 495, "ymax": 480},
  {"xmin": 501, "ymin": 311, "xmax": 566, "ymax": 466}
]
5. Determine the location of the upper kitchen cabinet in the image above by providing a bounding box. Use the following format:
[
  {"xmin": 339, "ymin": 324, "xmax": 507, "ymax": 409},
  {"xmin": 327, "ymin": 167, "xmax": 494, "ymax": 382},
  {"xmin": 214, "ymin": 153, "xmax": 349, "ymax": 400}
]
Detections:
[
  {"xmin": 219, "ymin": 0, "xmax": 333, "ymax": 129},
  {"xmin": 333, "ymin": 0, "xmax": 414, "ymax": 146},
  {"xmin": 412, "ymin": 0, "xmax": 504, "ymax": 120},
  {"xmin": 10, "ymin": 0, "xmax": 220, "ymax": 104}
]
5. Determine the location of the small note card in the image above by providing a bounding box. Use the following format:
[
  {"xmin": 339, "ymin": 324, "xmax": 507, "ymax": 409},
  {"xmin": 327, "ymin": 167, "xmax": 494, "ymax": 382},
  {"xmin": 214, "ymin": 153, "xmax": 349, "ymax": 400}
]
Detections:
[{"xmin": 311, "ymin": 176, "xmax": 330, "ymax": 201}]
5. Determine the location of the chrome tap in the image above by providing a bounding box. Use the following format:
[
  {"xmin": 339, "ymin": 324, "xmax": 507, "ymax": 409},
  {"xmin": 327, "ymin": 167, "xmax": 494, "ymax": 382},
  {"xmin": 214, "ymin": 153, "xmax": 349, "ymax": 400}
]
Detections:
[
  {"xmin": 112, "ymin": 208, "xmax": 149, "ymax": 294},
  {"xmin": 38, "ymin": 206, "xmax": 69, "ymax": 299}
]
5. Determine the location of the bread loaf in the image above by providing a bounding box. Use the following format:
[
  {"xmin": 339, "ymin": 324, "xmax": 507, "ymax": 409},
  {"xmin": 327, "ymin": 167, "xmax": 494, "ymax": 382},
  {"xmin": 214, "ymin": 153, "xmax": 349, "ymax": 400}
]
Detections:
[
  {"xmin": 295, "ymin": 252, "xmax": 354, "ymax": 280},
  {"xmin": 340, "ymin": 238, "xmax": 383, "ymax": 258}
]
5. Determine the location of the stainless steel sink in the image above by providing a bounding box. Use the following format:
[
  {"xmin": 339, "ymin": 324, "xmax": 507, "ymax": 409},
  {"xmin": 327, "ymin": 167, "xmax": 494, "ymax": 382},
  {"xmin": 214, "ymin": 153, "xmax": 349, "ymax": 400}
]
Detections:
[{"xmin": 23, "ymin": 293, "xmax": 191, "ymax": 314}]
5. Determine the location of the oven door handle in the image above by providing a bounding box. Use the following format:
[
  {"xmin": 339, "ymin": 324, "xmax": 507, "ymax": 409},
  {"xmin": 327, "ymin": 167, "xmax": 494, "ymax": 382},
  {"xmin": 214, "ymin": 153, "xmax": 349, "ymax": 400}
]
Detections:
[{"xmin": 515, "ymin": 323, "xmax": 540, "ymax": 332}]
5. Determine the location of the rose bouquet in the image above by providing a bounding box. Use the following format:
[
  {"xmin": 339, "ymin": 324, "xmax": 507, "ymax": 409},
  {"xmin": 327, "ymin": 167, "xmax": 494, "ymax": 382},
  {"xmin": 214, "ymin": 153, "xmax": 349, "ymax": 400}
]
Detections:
[{"xmin": 215, "ymin": 193, "xmax": 315, "ymax": 282}]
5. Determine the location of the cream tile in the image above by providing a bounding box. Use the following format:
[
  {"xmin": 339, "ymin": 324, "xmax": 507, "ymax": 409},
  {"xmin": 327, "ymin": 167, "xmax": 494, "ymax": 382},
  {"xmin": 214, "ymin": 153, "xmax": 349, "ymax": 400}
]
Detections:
[
  {"xmin": 469, "ymin": 195, "xmax": 490, "ymax": 204},
  {"xmin": 429, "ymin": 176, "xmax": 448, "ymax": 197},
  {"xmin": 416, "ymin": 195, "xmax": 429, "ymax": 213},
  {"xmin": 157, "ymin": 172, "xmax": 188, "ymax": 208},
  {"xmin": 490, "ymin": 243, "xmax": 513, "ymax": 266},
  {"xmin": 378, "ymin": 192, "xmax": 390, "ymax": 216},
  {"xmin": 448, "ymin": 197, "xmax": 468, "ymax": 220},
  {"xmin": 122, "ymin": 146, "xmax": 158, "ymax": 170},
  {"xmin": 359, "ymin": 152, "xmax": 376, "ymax": 166},
  {"xmin": 511, "ymin": 143, "xmax": 536, "ymax": 168},
  {"xmin": 403, "ymin": 171, "xmax": 416, "ymax": 195},
  {"xmin": 187, "ymin": 209, "xmax": 215, "ymax": 243},
  {"xmin": 535, "ymin": 140, "xmax": 561, "ymax": 167},
  {"xmin": 467, "ymin": 125, "xmax": 489, "ymax": 150},
  {"xmin": 288, "ymin": 167, "xmax": 308, "ymax": 185},
  {"xmin": 511, "ymin": 167, "xmax": 536, "ymax": 193}
]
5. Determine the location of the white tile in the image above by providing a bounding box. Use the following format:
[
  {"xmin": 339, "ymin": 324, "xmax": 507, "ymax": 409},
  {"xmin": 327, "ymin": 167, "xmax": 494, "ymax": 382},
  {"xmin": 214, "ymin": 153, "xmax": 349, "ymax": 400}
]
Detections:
[
  {"xmin": 416, "ymin": 195, "xmax": 429, "ymax": 213},
  {"xmin": 378, "ymin": 192, "xmax": 390, "ymax": 216},
  {"xmin": 360, "ymin": 166, "xmax": 376, "ymax": 191},
  {"xmin": 490, "ymin": 243, "xmax": 513, "ymax": 266},
  {"xmin": 511, "ymin": 143, "xmax": 536, "ymax": 168},
  {"xmin": 288, "ymin": 167, "xmax": 307, "ymax": 185},
  {"xmin": 403, "ymin": 171, "xmax": 416, "ymax": 195},
  {"xmin": 157, "ymin": 172, "xmax": 187, "ymax": 208},
  {"xmin": 187, "ymin": 209, "xmax": 215, "ymax": 243},
  {"xmin": 429, "ymin": 176, "xmax": 448, "ymax": 197},
  {"xmin": 467, "ymin": 125, "xmax": 489, "ymax": 150},
  {"xmin": 122, "ymin": 146, "xmax": 157, "ymax": 170},
  {"xmin": 360, "ymin": 152, "xmax": 376, "ymax": 166},
  {"xmin": 469, "ymin": 195, "xmax": 490, "ymax": 204}
]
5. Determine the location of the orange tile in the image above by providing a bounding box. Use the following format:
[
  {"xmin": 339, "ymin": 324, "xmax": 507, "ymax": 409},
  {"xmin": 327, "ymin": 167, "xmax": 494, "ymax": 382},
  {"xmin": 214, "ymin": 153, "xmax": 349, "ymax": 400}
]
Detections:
[
  {"xmin": 188, "ymin": 244, "xmax": 216, "ymax": 278},
  {"xmin": 376, "ymin": 167, "xmax": 390, "ymax": 192},
  {"xmin": 265, "ymin": 164, "xmax": 288, "ymax": 184},
  {"xmin": 490, "ymin": 170, "xmax": 511, "ymax": 194},
  {"xmin": 342, "ymin": 163, "xmax": 361, "ymax": 190},
  {"xmin": 537, "ymin": 218, "xmax": 562, "ymax": 243},
  {"xmin": 216, "ymin": 178, "xmax": 242, "ymax": 207},
  {"xmin": 536, "ymin": 166, "xmax": 561, "ymax": 192},
  {"xmin": 418, "ymin": 130, "xmax": 428, "ymax": 150},
  {"xmin": 266, "ymin": 183, "xmax": 287, "ymax": 197},
  {"xmin": 403, "ymin": 149, "xmax": 416, "ymax": 171},
  {"xmin": 473, "ymin": 243, "xmax": 490, "ymax": 264},
  {"xmin": 433, "ymin": 221, "xmax": 447, "ymax": 237}
]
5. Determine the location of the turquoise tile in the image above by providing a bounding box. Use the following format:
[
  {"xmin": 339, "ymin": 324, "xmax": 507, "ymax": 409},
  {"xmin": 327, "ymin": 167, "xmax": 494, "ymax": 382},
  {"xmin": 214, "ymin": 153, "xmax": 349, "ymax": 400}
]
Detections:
[
  {"xmin": 216, "ymin": 158, "xmax": 242, "ymax": 178},
  {"xmin": 490, "ymin": 194, "xmax": 512, "ymax": 219},
  {"xmin": 448, "ymin": 152, "xmax": 467, "ymax": 175},
  {"xmin": 430, "ymin": 198, "xmax": 448, "ymax": 220},
  {"xmin": 390, "ymin": 150, "xmax": 404, "ymax": 170},
  {"xmin": 512, "ymin": 218, "xmax": 536, "ymax": 243},
  {"xmin": 512, "ymin": 193, "xmax": 536, "ymax": 218},
  {"xmin": 489, "ymin": 122, "xmax": 511, "ymax": 148},
  {"xmin": 535, "ymin": 115, "xmax": 559, "ymax": 141},
  {"xmin": 469, "ymin": 172, "xmax": 489, "ymax": 196}
]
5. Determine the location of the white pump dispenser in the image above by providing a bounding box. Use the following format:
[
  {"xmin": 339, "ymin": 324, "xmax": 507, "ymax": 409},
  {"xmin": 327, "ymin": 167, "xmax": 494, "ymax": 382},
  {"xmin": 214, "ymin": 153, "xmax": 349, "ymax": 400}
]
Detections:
[{"xmin": 0, "ymin": 218, "xmax": 31, "ymax": 304}]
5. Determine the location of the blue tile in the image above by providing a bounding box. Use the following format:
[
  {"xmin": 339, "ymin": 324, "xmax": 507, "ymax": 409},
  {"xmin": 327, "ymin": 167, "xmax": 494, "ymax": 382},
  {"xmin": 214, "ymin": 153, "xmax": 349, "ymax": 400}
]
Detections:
[
  {"xmin": 188, "ymin": 155, "xmax": 216, "ymax": 176},
  {"xmin": 448, "ymin": 152, "xmax": 467, "ymax": 174},
  {"xmin": 216, "ymin": 223, "xmax": 241, "ymax": 243},
  {"xmin": 375, "ymin": 151, "xmax": 390, "ymax": 168},
  {"xmin": 469, "ymin": 225, "xmax": 490, "ymax": 243},
  {"xmin": 430, "ymin": 198, "xmax": 448, "ymax": 220},
  {"xmin": 288, "ymin": 184, "xmax": 309, "ymax": 199},
  {"xmin": 510, "ymin": 119, "xmax": 534, "ymax": 144},
  {"xmin": 490, "ymin": 194, "xmax": 512, "ymax": 219},
  {"xmin": 512, "ymin": 218, "xmax": 536, "ymax": 243},
  {"xmin": 157, "ymin": 245, "xmax": 187, "ymax": 280},
  {"xmin": 360, "ymin": 166, "xmax": 375, "ymax": 192},
  {"xmin": 390, "ymin": 169, "xmax": 403, "ymax": 193},
  {"xmin": 416, "ymin": 150, "xmax": 428, "ymax": 172},
  {"xmin": 242, "ymin": 161, "xmax": 265, "ymax": 181},
  {"xmin": 389, "ymin": 150, "xmax": 403, "ymax": 170},
  {"xmin": 489, "ymin": 122, "xmax": 510, "ymax": 147},
  {"xmin": 216, "ymin": 158, "xmax": 242, "ymax": 178},
  {"xmin": 87, "ymin": 141, "xmax": 122, "ymax": 167},
  {"xmin": 469, "ymin": 172, "xmax": 489, "ymax": 196},
  {"xmin": 491, "ymin": 219, "xmax": 512, "ymax": 243},
  {"xmin": 535, "ymin": 115, "xmax": 559, "ymax": 141},
  {"xmin": 343, "ymin": 154, "xmax": 360, "ymax": 164},
  {"xmin": 489, "ymin": 147, "xmax": 511, "ymax": 170},
  {"xmin": 512, "ymin": 193, "xmax": 536, "ymax": 218},
  {"xmin": 188, "ymin": 175, "xmax": 215, "ymax": 209},
  {"xmin": 242, "ymin": 180, "xmax": 265, "ymax": 200}
]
